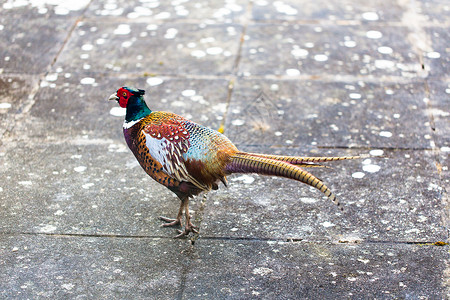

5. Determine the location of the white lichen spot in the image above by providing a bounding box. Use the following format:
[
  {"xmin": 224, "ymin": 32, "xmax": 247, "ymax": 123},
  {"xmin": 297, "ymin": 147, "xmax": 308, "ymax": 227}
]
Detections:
[
  {"xmin": 61, "ymin": 283, "xmax": 75, "ymax": 291},
  {"xmin": 273, "ymin": 1, "xmax": 297, "ymax": 15},
  {"xmin": 362, "ymin": 12, "xmax": 379, "ymax": 21},
  {"xmin": 40, "ymin": 224, "xmax": 57, "ymax": 233},
  {"xmin": 231, "ymin": 174, "xmax": 255, "ymax": 184},
  {"xmin": 206, "ymin": 47, "xmax": 223, "ymax": 55},
  {"xmin": 374, "ymin": 60, "xmax": 395, "ymax": 69},
  {"xmin": 352, "ymin": 172, "xmax": 365, "ymax": 179},
  {"xmin": 291, "ymin": 48, "xmax": 308, "ymax": 58},
  {"xmin": 441, "ymin": 146, "xmax": 450, "ymax": 152},
  {"xmin": 344, "ymin": 40, "xmax": 357, "ymax": 48},
  {"xmin": 379, "ymin": 131, "xmax": 392, "ymax": 138},
  {"xmin": 321, "ymin": 221, "xmax": 335, "ymax": 228},
  {"xmin": 164, "ymin": 28, "xmax": 178, "ymax": 39},
  {"xmin": 114, "ymin": 24, "xmax": 131, "ymax": 35},
  {"xmin": 366, "ymin": 30, "xmax": 382, "ymax": 39},
  {"xmin": 349, "ymin": 93, "xmax": 361, "ymax": 99},
  {"xmin": 230, "ymin": 228, "xmax": 238, "ymax": 232},
  {"xmin": 369, "ymin": 149, "xmax": 384, "ymax": 156},
  {"xmin": 330, "ymin": 124, "xmax": 339, "ymax": 131},
  {"xmin": 252, "ymin": 267, "xmax": 273, "ymax": 276},
  {"xmin": 417, "ymin": 215, "xmax": 427, "ymax": 223},
  {"xmin": 109, "ymin": 107, "xmax": 126, "ymax": 117},
  {"xmin": 270, "ymin": 84, "xmax": 279, "ymax": 91},
  {"xmin": 45, "ymin": 73, "xmax": 58, "ymax": 81},
  {"xmin": 191, "ymin": 50, "xmax": 206, "ymax": 58},
  {"xmin": 426, "ymin": 52, "xmax": 440, "ymax": 59},
  {"xmin": 181, "ymin": 89, "xmax": 196, "ymax": 97},
  {"xmin": 286, "ymin": 68, "xmax": 300, "ymax": 76},
  {"xmin": 0, "ymin": 103, "xmax": 12, "ymax": 109},
  {"xmin": 146, "ymin": 77, "xmax": 163, "ymax": 86},
  {"xmin": 347, "ymin": 277, "xmax": 357, "ymax": 282},
  {"xmin": 362, "ymin": 164, "xmax": 381, "ymax": 173},
  {"xmin": 121, "ymin": 41, "xmax": 133, "ymax": 48},
  {"xmin": 81, "ymin": 44, "xmax": 94, "ymax": 51},
  {"xmin": 54, "ymin": 210, "xmax": 65, "ymax": 216},
  {"xmin": 314, "ymin": 54, "xmax": 328, "ymax": 62},
  {"xmin": 74, "ymin": 166, "xmax": 87, "ymax": 173},
  {"xmin": 82, "ymin": 183, "xmax": 94, "ymax": 189},
  {"xmin": 300, "ymin": 197, "xmax": 318, "ymax": 204},
  {"xmin": 378, "ymin": 46, "xmax": 393, "ymax": 54},
  {"xmin": 357, "ymin": 258, "xmax": 370, "ymax": 264},
  {"xmin": 80, "ymin": 77, "xmax": 95, "ymax": 85}
]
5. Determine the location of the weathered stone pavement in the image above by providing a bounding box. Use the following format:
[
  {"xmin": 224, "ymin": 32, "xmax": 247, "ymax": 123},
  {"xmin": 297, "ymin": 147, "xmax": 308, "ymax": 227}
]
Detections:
[{"xmin": 0, "ymin": 0, "xmax": 448, "ymax": 298}]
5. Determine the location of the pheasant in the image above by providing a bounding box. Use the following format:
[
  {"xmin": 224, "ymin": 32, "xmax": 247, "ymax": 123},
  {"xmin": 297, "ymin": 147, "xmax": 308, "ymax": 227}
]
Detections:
[{"xmin": 109, "ymin": 87, "xmax": 364, "ymax": 238}]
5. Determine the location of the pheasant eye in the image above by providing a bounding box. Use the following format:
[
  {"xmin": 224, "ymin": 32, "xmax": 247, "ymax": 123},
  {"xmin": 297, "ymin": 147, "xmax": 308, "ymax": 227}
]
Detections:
[{"xmin": 122, "ymin": 92, "xmax": 127, "ymax": 97}]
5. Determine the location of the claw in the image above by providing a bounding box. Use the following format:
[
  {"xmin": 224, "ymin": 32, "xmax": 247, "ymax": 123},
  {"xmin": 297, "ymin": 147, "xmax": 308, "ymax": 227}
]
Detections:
[
  {"xmin": 159, "ymin": 216, "xmax": 181, "ymax": 227},
  {"xmin": 173, "ymin": 224, "xmax": 199, "ymax": 238}
]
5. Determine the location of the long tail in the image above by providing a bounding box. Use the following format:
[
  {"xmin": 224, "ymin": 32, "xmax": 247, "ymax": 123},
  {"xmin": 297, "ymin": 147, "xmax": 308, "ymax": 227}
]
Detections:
[
  {"xmin": 226, "ymin": 152, "xmax": 343, "ymax": 209},
  {"xmin": 244, "ymin": 152, "xmax": 367, "ymax": 168}
]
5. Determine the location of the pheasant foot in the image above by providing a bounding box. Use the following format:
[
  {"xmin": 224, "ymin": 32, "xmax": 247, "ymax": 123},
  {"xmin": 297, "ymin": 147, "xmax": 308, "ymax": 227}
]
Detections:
[
  {"xmin": 174, "ymin": 223, "xmax": 199, "ymax": 238},
  {"xmin": 159, "ymin": 216, "xmax": 181, "ymax": 227}
]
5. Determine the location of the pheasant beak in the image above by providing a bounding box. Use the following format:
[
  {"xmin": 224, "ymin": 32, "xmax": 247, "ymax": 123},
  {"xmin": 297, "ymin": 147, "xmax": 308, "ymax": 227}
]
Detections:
[{"xmin": 108, "ymin": 92, "xmax": 119, "ymax": 102}]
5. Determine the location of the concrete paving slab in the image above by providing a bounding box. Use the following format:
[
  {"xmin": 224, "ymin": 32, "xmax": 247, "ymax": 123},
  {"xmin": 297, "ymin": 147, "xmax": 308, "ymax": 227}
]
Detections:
[
  {"xmin": 86, "ymin": 0, "xmax": 249, "ymax": 22},
  {"xmin": 0, "ymin": 2, "xmax": 87, "ymax": 74},
  {"xmin": 251, "ymin": 0, "xmax": 405, "ymax": 22},
  {"xmin": 184, "ymin": 239, "xmax": 448, "ymax": 299},
  {"xmin": 225, "ymin": 78, "xmax": 433, "ymax": 149},
  {"xmin": 53, "ymin": 20, "xmax": 243, "ymax": 76},
  {"xmin": 200, "ymin": 148, "xmax": 446, "ymax": 242},
  {"xmin": 1, "ymin": 234, "xmax": 447, "ymax": 299},
  {"xmin": 239, "ymin": 24, "xmax": 422, "ymax": 77},
  {"xmin": 0, "ymin": 234, "xmax": 186, "ymax": 299}
]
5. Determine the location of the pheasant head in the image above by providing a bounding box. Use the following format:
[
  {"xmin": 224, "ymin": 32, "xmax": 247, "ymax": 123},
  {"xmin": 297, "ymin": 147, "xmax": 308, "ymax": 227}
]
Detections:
[{"xmin": 109, "ymin": 87, "xmax": 151, "ymax": 122}]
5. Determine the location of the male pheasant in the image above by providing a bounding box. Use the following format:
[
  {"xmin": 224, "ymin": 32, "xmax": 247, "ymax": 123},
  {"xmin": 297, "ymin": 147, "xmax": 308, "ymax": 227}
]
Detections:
[{"xmin": 109, "ymin": 87, "xmax": 364, "ymax": 238}]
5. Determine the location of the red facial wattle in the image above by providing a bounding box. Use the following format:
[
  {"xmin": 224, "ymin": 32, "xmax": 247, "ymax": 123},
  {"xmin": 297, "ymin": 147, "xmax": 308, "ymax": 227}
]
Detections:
[
  {"xmin": 118, "ymin": 89, "xmax": 129, "ymax": 108},
  {"xmin": 119, "ymin": 97, "xmax": 127, "ymax": 108}
]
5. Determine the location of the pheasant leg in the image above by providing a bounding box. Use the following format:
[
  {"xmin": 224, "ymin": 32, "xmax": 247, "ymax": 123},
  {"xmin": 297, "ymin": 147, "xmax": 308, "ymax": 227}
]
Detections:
[
  {"xmin": 159, "ymin": 199, "xmax": 185, "ymax": 227},
  {"xmin": 174, "ymin": 198, "xmax": 198, "ymax": 238}
]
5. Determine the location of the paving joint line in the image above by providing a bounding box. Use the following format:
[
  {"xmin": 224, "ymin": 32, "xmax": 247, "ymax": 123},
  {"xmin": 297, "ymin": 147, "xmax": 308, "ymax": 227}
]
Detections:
[{"xmin": 1, "ymin": 231, "xmax": 447, "ymax": 247}]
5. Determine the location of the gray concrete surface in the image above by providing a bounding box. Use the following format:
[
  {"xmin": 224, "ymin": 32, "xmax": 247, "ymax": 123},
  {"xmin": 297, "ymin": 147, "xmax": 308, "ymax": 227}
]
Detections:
[{"xmin": 0, "ymin": 0, "xmax": 449, "ymax": 299}]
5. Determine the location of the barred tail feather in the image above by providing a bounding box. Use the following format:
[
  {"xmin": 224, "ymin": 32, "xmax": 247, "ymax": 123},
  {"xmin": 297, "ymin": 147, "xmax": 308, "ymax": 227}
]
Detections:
[
  {"xmin": 226, "ymin": 152, "xmax": 342, "ymax": 209},
  {"xmin": 245, "ymin": 152, "xmax": 367, "ymax": 166}
]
